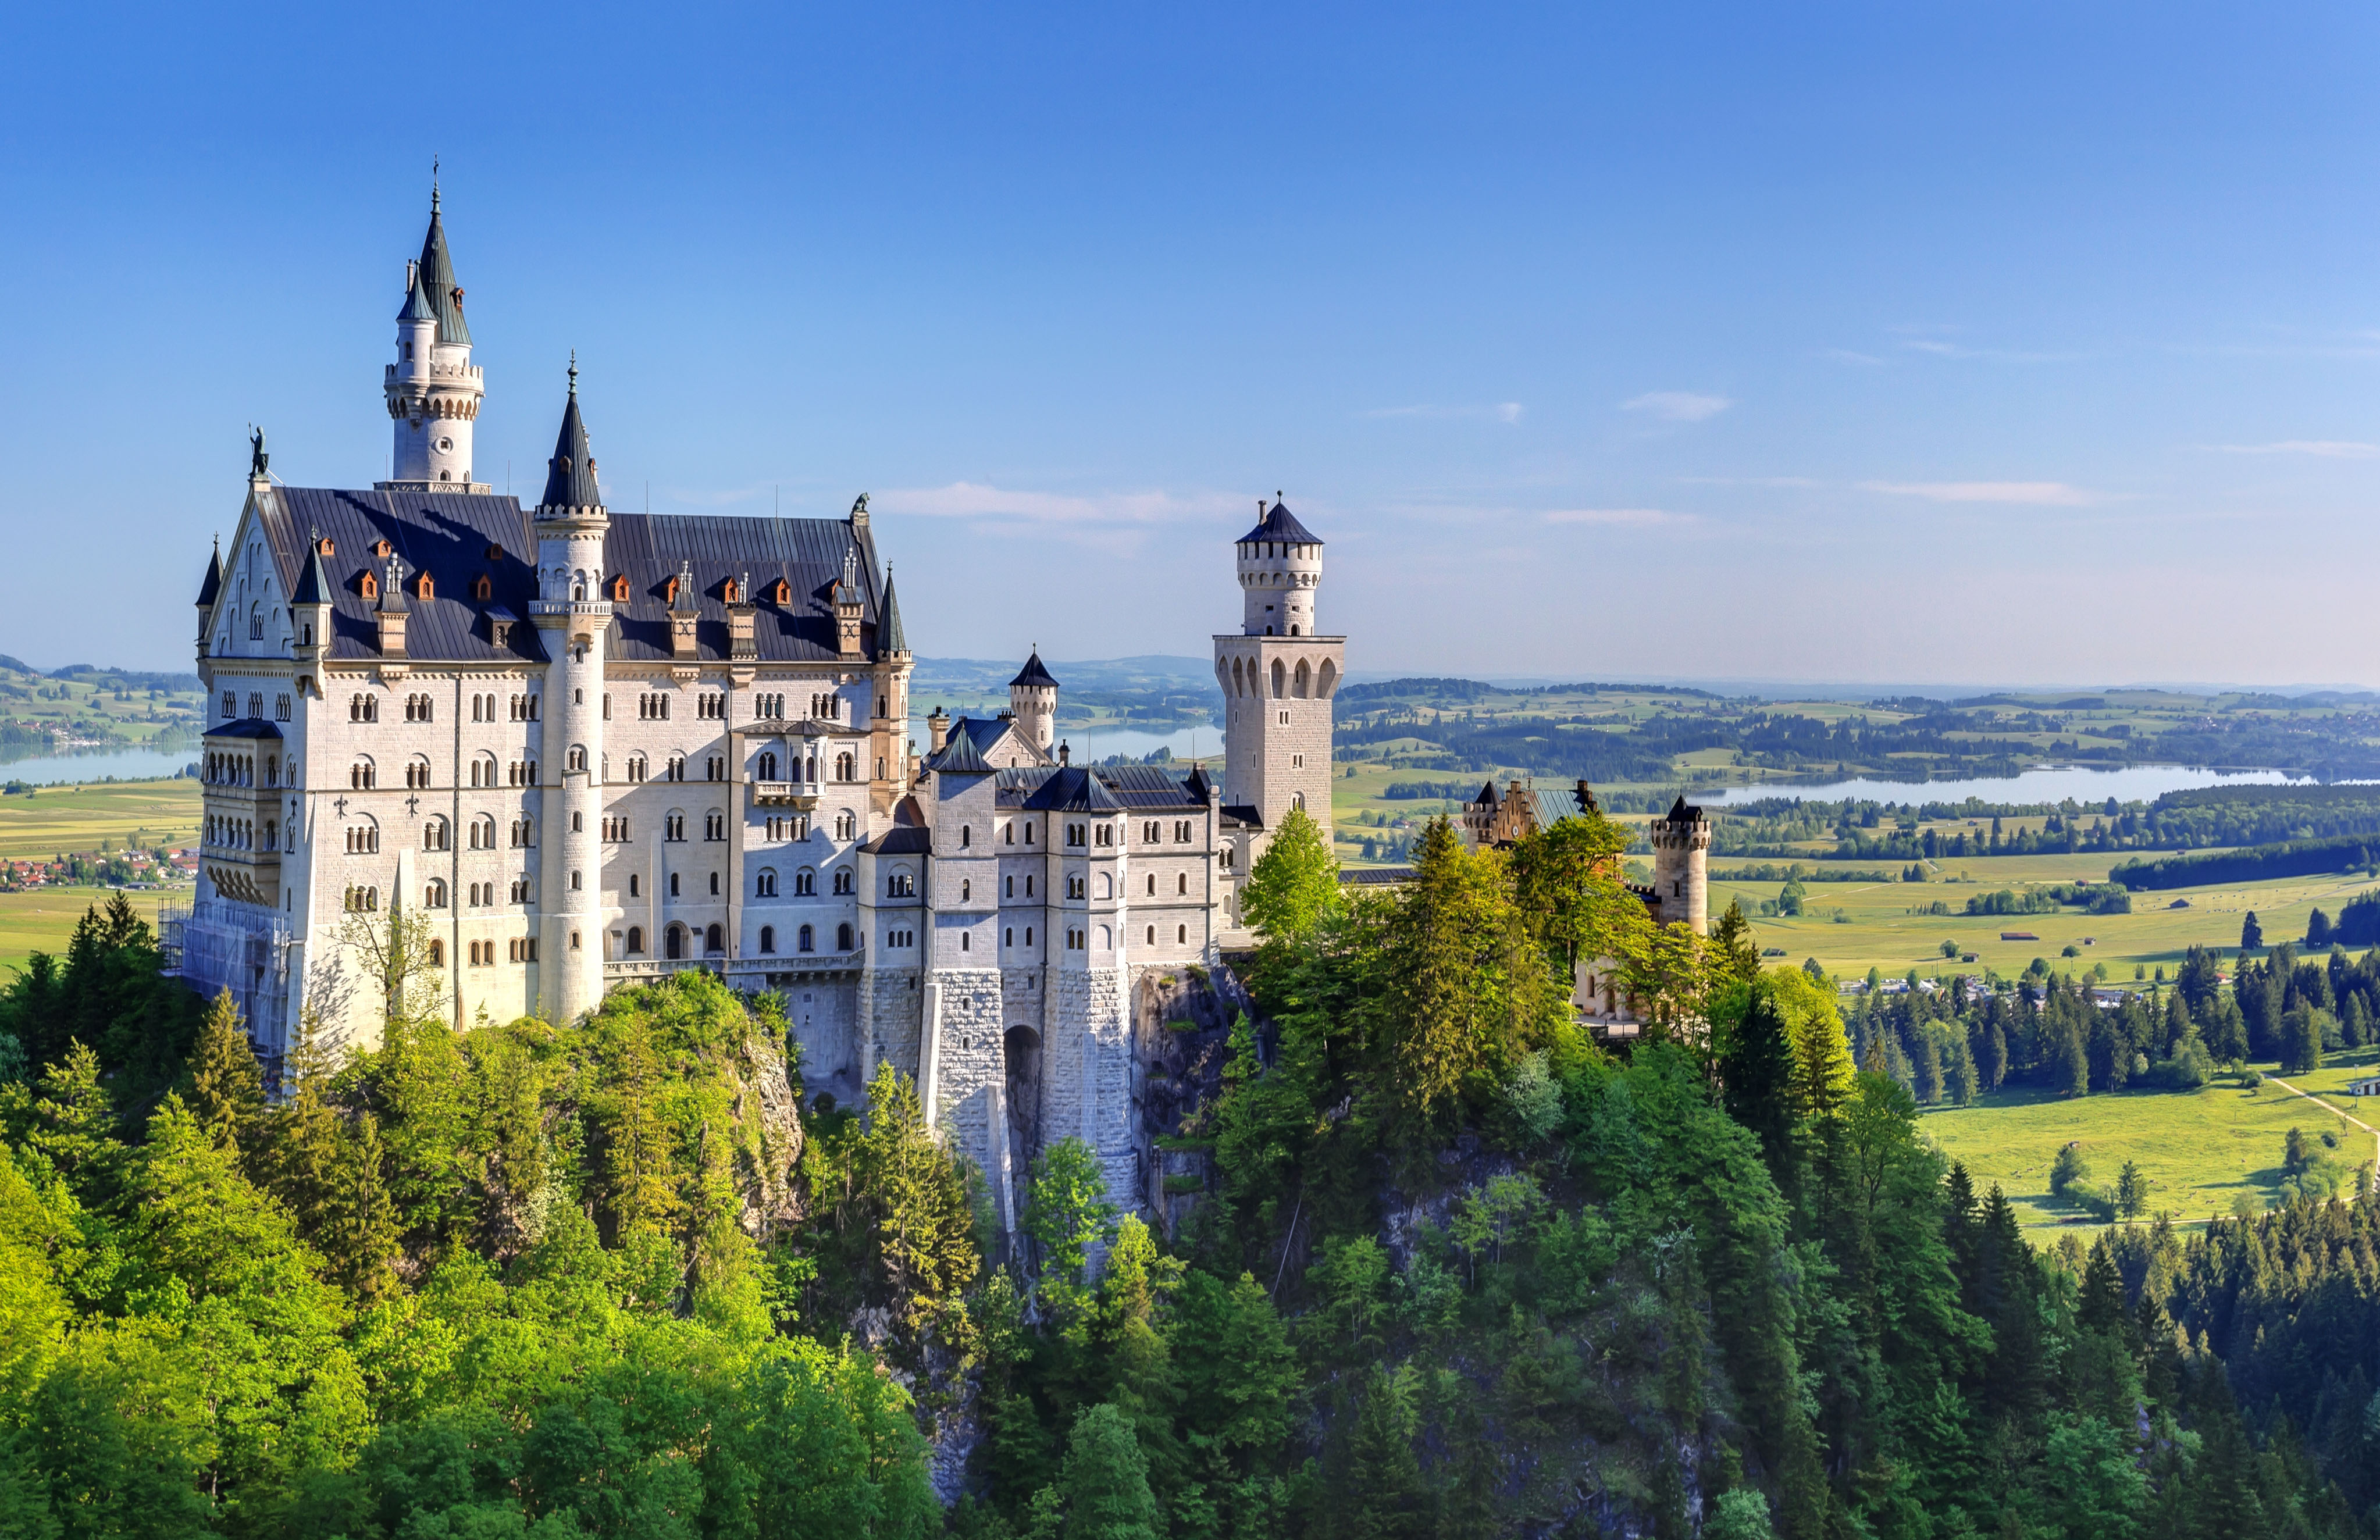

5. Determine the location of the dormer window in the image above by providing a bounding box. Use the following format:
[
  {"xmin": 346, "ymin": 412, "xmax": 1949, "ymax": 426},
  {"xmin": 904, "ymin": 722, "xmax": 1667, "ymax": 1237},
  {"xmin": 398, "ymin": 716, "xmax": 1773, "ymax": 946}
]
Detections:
[
  {"xmin": 473, "ymin": 574, "xmax": 493, "ymax": 601},
  {"xmin": 665, "ymin": 575, "xmax": 680, "ymax": 605},
  {"xmin": 317, "ymin": 536, "xmax": 335, "ymax": 557},
  {"xmin": 722, "ymin": 578, "xmax": 740, "ymax": 603},
  {"xmin": 359, "ymin": 571, "xmax": 377, "ymax": 600},
  {"xmin": 770, "ymin": 578, "xmax": 790, "ymax": 604},
  {"xmin": 414, "ymin": 572, "xmax": 434, "ymax": 601},
  {"xmin": 491, "ymin": 619, "xmax": 512, "ymax": 647},
  {"xmin": 374, "ymin": 539, "xmax": 393, "ymax": 558},
  {"xmin": 486, "ymin": 543, "xmax": 504, "ymax": 561},
  {"xmin": 611, "ymin": 574, "xmax": 630, "ymax": 602}
]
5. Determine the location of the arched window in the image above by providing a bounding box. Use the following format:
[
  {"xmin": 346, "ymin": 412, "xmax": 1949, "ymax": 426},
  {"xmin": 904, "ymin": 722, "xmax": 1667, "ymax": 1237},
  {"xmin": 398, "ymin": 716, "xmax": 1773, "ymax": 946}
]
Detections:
[
  {"xmin": 1147, "ymin": 925, "xmax": 1156, "ymax": 945},
  {"xmin": 1177, "ymin": 924, "xmax": 1187, "ymax": 943},
  {"xmin": 427, "ymin": 939, "xmax": 444, "ymax": 967},
  {"xmin": 1271, "ymin": 659, "xmax": 1286, "ymax": 697},
  {"xmin": 795, "ymin": 868, "xmax": 815, "ymax": 896},
  {"xmin": 359, "ymin": 571, "xmax": 377, "ymax": 600},
  {"xmin": 415, "ymin": 572, "xmax": 434, "ymax": 601},
  {"xmin": 470, "ymin": 815, "xmax": 496, "ymax": 850},
  {"xmin": 627, "ymin": 925, "xmax": 644, "ymax": 955},
  {"xmin": 666, "ymin": 925, "xmax": 686, "ymax": 960},
  {"xmin": 797, "ymin": 924, "xmax": 814, "ymax": 953},
  {"xmin": 759, "ymin": 751, "xmax": 778, "ymax": 780},
  {"xmin": 474, "ymin": 574, "xmax": 493, "ymax": 601},
  {"xmin": 1294, "ymin": 658, "xmax": 1310, "ymax": 697},
  {"xmin": 961, "ymin": 879, "xmax": 971, "ymax": 901},
  {"xmin": 704, "ymin": 924, "xmax": 724, "ymax": 954},
  {"xmin": 350, "ymin": 757, "xmax": 375, "ymax": 789},
  {"xmin": 832, "ymin": 868, "xmax": 853, "ymax": 895},
  {"xmin": 567, "ymin": 744, "xmax": 587, "ymax": 773},
  {"xmin": 426, "ymin": 878, "xmax": 447, "ymax": 907},
  {"xmin": 756, "ymin": 868, "xmax": 778, "ymax": 897},
  {"xmin": 836, "ymin": 922, "xmax": 853, "ymax": 951},
  {"xmin": 760, "ymin": 925, "xmax": 776, "ymax": 954},
  {"xmin": 959, "ymin": 825, "xmax": 971, "ymax": 848},
  {"xmin": 836, "ymin": 752, "xmax": 855, "ymax": 782}
]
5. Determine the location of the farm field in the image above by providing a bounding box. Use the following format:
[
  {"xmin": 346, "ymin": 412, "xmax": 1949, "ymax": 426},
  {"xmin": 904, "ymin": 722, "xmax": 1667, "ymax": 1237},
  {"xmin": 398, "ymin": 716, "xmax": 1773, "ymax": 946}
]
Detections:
[
  {"xmin": 1707, "ymin": 853, "xmax": 2380, "ymax": 983},
  {"xmin": 0, "ymin": 884, "xmax": 177, "ymax": 975},
  {"xmin": 0, "ymin": 780, "xmax": 199, "ymax": 862},
  {"xmin": 1919, "ymin": 1053, "xmax": 2379, "ymax": 1239}
]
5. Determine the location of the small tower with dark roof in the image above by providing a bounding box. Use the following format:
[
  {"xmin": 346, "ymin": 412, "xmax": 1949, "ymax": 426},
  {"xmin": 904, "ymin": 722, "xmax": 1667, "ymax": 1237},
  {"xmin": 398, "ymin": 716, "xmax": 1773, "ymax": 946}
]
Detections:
[
  {"xmin": 380, "ymin": 179, "xmax": 487, "ymax": 493},
  {"xmin": 1214, "ymin": 494, "xmax": 1345, "ymax": 879},
  {"xmin": 1649, "ymin": 796, "xmax": 1712, "ymax": 936},
  {"xmin": 528, "ymin": 361, "xmax": 614, "ymax": 1028},
  {"xmin": 1009, "ymin": 650, "xmax": 1060, "ymax": 755}
]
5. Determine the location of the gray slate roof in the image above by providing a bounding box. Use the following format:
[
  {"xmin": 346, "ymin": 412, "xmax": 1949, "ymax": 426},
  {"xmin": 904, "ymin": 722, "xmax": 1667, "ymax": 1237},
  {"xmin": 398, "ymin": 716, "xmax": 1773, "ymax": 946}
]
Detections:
[
  {"xmin": 537, "ymin": 370, "xmax": 602, "ymax": 509},
  {"xmin": 992, "ymin": 763, "xmax": 1207, "ymax": 812},
  {"xmin": 416, "ymin": 194, "xmax": 471, "ymax": 347},
  {"xmin": 1009, "ymin": 652, "xmax": 1059, "ymax": 690},
  {"xmin": 251, "ymin": 488, "xmax": 897, "ymax": 665},
  {"xmin": 1234, "ymin": 498, "xmax": 1322, "ymax": 546},
  {"xmin": 879, "ymin": 570, "xmax": 908, "ymax": 654},
  {"xmin": 205, "ymin": 718, "xmax": 284, "ymax": 741},
  {"xmin": 197, "ymin": 543, "xmax": 222, "ymax": 608}
]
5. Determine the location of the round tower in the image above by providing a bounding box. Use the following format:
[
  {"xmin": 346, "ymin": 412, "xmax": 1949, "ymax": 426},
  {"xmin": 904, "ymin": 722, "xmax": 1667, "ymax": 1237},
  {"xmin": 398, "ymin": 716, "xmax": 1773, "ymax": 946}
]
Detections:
[
  {"xmin": 1237, "ymin": 494, "xmax": 1324, "ymax": 636},
  {"xmin": 529, "ymin": 361, "xmax": 612, "ymax": 1024},
  {"xmin": 1009, "ymin": 651, "xmax": 1059, "ymax": 755},
  {"xmin": 1648, "ymin": 796, "xmax": 1712, "ymax": 935},
  {"xmin": 382, "ymin": 183, "xmax": 486, "ymax": 493}
]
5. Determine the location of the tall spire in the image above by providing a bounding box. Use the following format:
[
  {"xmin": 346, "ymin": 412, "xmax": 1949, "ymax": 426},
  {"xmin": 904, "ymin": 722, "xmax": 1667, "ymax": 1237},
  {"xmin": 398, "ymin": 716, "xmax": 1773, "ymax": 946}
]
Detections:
[
  {"xmin": 537, "ymin": 357, "xmax": 603, "ymax": 512},
  {"xmin": 416, "ymin": 181, "xmax": 471, "ymax": 346},
  {"xmin": 879, "ymin": 565, "xmax": 908, "ymax": 655}
]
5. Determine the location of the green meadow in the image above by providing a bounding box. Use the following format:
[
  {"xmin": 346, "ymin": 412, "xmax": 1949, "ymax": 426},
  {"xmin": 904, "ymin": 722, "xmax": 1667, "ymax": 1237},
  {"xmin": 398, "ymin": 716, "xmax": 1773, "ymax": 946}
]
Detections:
[{"xmin": 1920, "ymin": 1048, "xmax": 2380, "ymax": 1239}]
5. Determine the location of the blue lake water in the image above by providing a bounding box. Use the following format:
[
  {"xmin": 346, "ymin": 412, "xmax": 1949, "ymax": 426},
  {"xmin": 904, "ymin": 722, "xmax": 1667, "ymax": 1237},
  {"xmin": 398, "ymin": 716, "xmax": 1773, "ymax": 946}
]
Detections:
[
  {"xmin": 1701, "ymin": 765, "xmax": 2320, "ymax": 808},
  {"xmin": 0, "ymin": 747, "xmax": 198, "ymax": 786}
]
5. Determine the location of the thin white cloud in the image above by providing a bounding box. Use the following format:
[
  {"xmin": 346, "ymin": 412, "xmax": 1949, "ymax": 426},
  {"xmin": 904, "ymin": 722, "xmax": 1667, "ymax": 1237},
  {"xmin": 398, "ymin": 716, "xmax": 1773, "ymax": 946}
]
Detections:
[
  {"xmin": 1861, "ymin": 480, "xmax": 2098, "ymax": 507},
  {"xmin": 1365, "ymin": 402, "xmax": 1524, "ymax": 422},
  {"xmin": 1623, "ymin": 391, "xmax": 1731, "ymax": 422},
  {"xmin": 1544, "ymin": 507, "xmax": 1690, "ymax": 526},
  {"xmin": 1823, "ymin": 348, "xmax": 1886, "ymax": 366},
  {"xmin": 872, "ymin": 481, "xmax": 1238, "ymax": 526},
  {"xmin": 2211, "ymin": 440, "xmax": 2380, "ymax": 459},
  {"xmin": 1898, "ymin": 337, "xmax": 2078, "ymax": 363}
]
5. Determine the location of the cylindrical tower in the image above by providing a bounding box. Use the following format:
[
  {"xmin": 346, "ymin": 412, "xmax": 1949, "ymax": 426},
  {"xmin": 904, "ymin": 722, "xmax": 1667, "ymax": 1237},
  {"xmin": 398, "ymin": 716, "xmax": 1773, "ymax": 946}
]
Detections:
[
  {"xmin": 1649, "ymin": 796, "xmax": 1712, "ymax": 935},
  {"xmin": 1237, "ymin": 494, "xmax": 1324, "ymax": 637},
  {"xmin": 1009, "ymin": 652, "xmax": 1059, "ymax": 754},
  {"xmin": 529, "ymin": 362, "xmax": 612, "ymax": 1023},
  {"xmin": 382, "ymin": 185, "xmax": 486, "ymax": 492}
]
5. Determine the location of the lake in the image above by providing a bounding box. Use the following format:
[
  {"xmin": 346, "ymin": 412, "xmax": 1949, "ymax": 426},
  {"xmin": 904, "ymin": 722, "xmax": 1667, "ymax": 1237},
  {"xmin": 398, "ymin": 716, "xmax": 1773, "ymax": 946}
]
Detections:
[
  {"xmin": 1701, "ymin": 764, "xmax": 2322, "ymax": 809},
  {"xmin": 1, "ymin": 746, "xmax": 198, "ymax": 786}
]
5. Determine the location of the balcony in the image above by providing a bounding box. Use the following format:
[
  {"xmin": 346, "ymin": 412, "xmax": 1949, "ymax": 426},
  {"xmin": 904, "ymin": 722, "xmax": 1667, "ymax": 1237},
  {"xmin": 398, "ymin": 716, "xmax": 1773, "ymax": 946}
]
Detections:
[{"xmin": 750, "ymin": 779, "xmax": 822, "ymax": 809}]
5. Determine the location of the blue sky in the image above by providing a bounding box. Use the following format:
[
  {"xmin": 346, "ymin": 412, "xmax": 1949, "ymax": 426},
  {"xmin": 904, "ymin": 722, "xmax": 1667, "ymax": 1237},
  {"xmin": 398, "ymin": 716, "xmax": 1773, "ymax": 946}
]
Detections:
[{"xmin": 7, "ymin": 3, "xmax": 2380, "ymax": 685}]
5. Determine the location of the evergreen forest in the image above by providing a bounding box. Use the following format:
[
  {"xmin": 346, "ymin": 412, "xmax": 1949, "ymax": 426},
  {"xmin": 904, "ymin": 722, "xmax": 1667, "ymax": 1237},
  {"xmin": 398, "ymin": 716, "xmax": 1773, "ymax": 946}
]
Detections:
[{"xmin": 1, "ymin": 803, "xmax": 2377, "ymax": 1537}]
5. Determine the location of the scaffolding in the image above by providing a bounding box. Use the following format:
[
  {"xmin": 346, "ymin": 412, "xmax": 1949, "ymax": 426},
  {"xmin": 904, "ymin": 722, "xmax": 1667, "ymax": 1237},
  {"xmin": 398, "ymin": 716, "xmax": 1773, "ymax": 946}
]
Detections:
[{"xmin": 170, "ymin": 896, "xmax": 293, "ymax": 1060}]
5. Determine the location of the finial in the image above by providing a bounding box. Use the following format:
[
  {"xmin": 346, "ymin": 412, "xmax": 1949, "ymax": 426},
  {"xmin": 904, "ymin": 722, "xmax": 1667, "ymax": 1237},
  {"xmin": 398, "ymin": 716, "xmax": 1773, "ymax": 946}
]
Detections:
[
  {"xmin": 1275, "ymin": 489, "xmax": 1284, "ymax": 501},
  {"xmin": 567, "ymin": 351, "xmax": 578, "ymax": 395},
  {"xmin": 432, "ymin": 155, "xmax": 440, "ymax": 210}
]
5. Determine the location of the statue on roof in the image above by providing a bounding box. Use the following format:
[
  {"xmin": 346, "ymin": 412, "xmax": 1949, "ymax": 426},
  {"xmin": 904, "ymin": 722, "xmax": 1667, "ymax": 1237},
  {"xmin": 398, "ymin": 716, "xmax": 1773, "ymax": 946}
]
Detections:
[{"xmin": 249, "ymin": 426, "xmax": 268, "ymax": 480}]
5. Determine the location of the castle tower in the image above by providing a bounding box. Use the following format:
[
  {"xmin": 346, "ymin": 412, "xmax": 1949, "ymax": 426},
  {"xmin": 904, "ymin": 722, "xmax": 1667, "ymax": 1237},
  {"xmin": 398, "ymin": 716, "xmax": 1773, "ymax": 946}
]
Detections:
[
  {"xmin": 1009, "ymin": 652, "xmax": 1059, "ymax": 754},
  {"xmin": 380, "ymin": 183, "xmax": 487, "ymax": 493},
  {"xmin": 1649, "ymin": 796, "xmax": 1711, "ymax": 935},
  {"xmin": 1214, "ymin": 497, "xmax": 1343, "ymax": 847},
  {"xmin": 529, "ymin": 361, "xmax": 612, "ymax": 1022}
]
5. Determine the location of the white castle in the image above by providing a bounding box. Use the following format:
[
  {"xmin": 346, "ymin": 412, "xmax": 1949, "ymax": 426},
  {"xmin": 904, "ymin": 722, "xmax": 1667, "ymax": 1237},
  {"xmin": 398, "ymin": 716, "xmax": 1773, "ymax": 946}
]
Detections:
[{"xmin": 176, "ymin": 190, "xmax": 1346, "ymax": 1217}]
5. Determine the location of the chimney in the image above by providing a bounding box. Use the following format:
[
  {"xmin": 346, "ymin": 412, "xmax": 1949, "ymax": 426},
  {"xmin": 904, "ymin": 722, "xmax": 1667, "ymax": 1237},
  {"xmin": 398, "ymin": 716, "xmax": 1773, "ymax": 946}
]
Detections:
[
  {"xmin": 1576, "ymin": 778, "xmax": 1599, "ymax": 815},
  {"xmin": 927, "ymin": 707, "xmax": 950, "ymax": 753},
  {"xmin": 1058, "ymin": 740, "xmax": 1071, "ymax": 767},
  {"xmin": 726, "ymin": 569, "xmax": 756, "ymax": 660}
]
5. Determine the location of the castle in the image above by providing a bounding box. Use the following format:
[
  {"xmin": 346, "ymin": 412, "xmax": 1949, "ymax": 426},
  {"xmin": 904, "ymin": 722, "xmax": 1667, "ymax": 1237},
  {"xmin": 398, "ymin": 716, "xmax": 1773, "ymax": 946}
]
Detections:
[{"xmin": 174, "ymin": 189, "xmax": 1346, "ymax": 1218}]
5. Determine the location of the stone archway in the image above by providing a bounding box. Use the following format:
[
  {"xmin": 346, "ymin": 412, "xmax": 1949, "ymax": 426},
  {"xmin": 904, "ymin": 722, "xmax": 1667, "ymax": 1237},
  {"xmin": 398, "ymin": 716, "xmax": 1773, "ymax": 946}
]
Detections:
[{"xmin": 1003, "ymin": 1025, "xmax": 1043, "ymax": 1167}]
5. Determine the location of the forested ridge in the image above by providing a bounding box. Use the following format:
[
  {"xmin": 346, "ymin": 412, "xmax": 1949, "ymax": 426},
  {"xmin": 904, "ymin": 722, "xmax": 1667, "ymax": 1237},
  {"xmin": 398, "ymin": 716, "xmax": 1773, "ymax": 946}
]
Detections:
[{"xmin": 1, "ymin": 826, "xmax": 2377, "ymax": 1536}]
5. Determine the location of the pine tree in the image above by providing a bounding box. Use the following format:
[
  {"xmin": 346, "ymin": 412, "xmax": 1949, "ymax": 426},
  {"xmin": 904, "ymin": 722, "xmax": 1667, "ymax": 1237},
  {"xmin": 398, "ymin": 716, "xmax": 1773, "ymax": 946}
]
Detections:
[
  {"xmin": 593, "ymin": 1013, "xmax": 682, "ymax": 1239},
  {"xmin": 1719, "ymin": 984, "xmax": 1798, "ymax": 1185},
  {"xmin": 1057, "ymin": 1402, "xmax": 1160, "ymax": 1540},
  {"xmin": 1239, "ymin": 802, "xmax": 1339, "ymax": 946},
  {"xmin": 856, "ymin": 1061, "xmax": 981, "ymax": 1349},
  {"xmin": 319, "ymin": 1110, "xmax": 400, "ymax": 1298},
  {"xmin": 184, "ymin": 988, "xmax": 263, "ymax": 1162},
  {"xmin": 2242, "ymin": 911, "xmax": 2263, "ymax": 951}
]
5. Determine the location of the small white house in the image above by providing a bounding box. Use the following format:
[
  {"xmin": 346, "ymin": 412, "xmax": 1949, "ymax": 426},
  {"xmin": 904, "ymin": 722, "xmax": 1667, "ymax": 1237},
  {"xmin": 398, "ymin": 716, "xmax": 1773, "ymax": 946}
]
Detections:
[{"xmin": 2348, "ymin": 1075, "xmax": 2380, "ymax": 1098}]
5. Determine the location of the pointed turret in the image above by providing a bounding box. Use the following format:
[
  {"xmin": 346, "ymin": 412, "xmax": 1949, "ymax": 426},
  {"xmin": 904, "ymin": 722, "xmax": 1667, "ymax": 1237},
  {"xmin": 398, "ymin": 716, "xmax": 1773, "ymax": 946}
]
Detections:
[
  {"xmin": 878, "ymin": 565, "xmax": 909, "ymax": 657},
  {"xmin": 1009, "ymin": 650, "xmax": 1059, "ymax": 755},
  {"xmin": 416, "ymin": 183, "xmax": 471, "ymax": 346},
  {"xmin": 291, "ymin": 539, "xmax": 329, "ymax": 606},
  {"xmin": 382, "ymin": 181, "xmax": 486, "ymax": 491},
  {"xmin": 197, "ymin": 538, "xmax": 222, "ymax": 609},
  {"xmin": 537, "ymin": 359, "xmax": 604, "ymax": 513}
]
